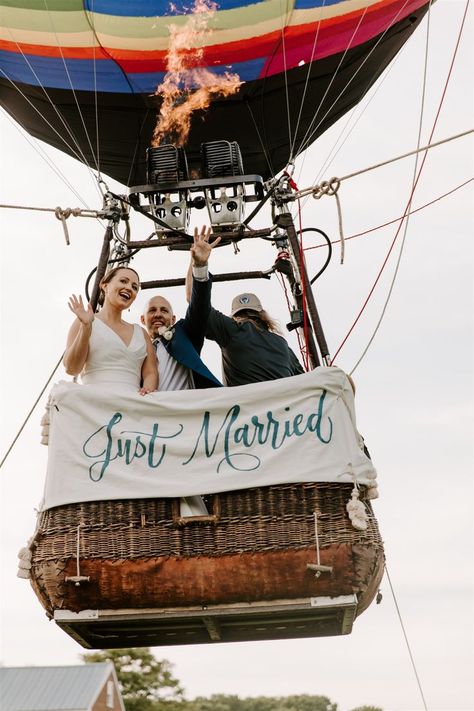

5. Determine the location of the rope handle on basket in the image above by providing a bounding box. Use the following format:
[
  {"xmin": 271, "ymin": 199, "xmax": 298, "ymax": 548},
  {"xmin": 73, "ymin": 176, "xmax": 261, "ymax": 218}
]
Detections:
[
  {"xmin": 306, "ymin": 511, "xmax": 333, "ymax": 578},
  {"xmin": 65, "ymin": 524, "xmax": 90, "ymax": 586}
]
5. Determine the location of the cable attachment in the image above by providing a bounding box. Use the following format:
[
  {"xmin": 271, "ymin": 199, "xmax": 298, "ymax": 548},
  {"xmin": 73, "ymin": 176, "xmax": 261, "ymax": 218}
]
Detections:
[
  {"xmin": 312, "ymin": 176, "xmax": 341, "ymax": 198},
  {"xmin": 312, "ymin": 177, "xmax": 345, "ymax": 264},
  {"xmin": 101, "ymin": 192, "xmax": 122, "ymax": 223},
  {"xmin": 54, "ymin": 206, "xmax": 76, "ymax": 245},
  {"xmin": 97, "ymin": 176, "xmax": 110, "ymax": 197},
  {"xmin": 306, "ymin": 512, "xmax": 333, "ymax": 578},
  {"xmin": 65, "ymin": 524, "xmax": 90, "ymax": 586}
]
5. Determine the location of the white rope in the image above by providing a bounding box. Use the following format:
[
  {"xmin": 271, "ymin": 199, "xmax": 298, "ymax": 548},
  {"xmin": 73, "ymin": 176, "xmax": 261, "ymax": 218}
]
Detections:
[
  {"xmin": 296, "ymin": 129, "xmax": 473, "ymax": 199},
  {"xmin": 0, "ymin": 203, "xmax": 99, "ymax": 216},
  {"xmin": 311, "ymin": 177, "xmax": 345, "ymax": 263},
  {"xmin": 385, "ymin": 564, "xmax": 429, "ymax": 710},
  {"xmin": 294, "ymin": 2, "xmax": 371, "ymax": 162},
  {"xmin": 289, "ymin": 0, "xmax": 327, "ymax": 161},
  {"xmin": 350, "ymin": 0, "xmax": 434, "ymax": 375},
  {"xmin": 307, "ymin": 52, "xmax": 400, "ymax": 193},
  {"xmin": 279, "ymin": 0, "xmax": 296, "ymax": 159},
  {"xmin": 1, "ymin": 110, "xmax": 93, "ymax": 208},
  {"xmin": 294, "ymin": 0, "xmax": 412, "ymax": 160},
  {"xmin": 0, "ymin": 353, "xmax": 64, "ymax": 470},
  {"xmin": 42, "ymin": 0, "xmax": 100, "ymax": 175},
  {"xmin": 3, "ymin": 26, "xmax": 102, "ymax": 198},
  {"xmin": 245, "ymin": 102, "xmax": 274, "ymax": 177}
]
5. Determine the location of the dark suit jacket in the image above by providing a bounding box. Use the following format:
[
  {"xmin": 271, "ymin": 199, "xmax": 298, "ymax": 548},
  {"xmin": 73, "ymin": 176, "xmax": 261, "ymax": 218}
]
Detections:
[{"xmin": 163, "ymin": 275, "xmax": 221, "ymax": 389}]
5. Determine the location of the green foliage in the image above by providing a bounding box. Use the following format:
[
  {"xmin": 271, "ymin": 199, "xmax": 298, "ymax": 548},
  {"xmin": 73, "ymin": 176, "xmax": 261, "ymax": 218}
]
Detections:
[
  {"xmin": 81, "ymin": 648, "xmax": 184, "ymax": 711},
  {"xmin": 185, "ymin": 695, "xmax": 337, "ymax": 711},
  {"xmin": 81, "ymin": 648, "xmax": 373, "ymax": 711}
]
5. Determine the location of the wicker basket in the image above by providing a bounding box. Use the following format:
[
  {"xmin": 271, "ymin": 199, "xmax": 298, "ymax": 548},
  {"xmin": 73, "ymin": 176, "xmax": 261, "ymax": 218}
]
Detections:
[{"xmin": 30, "ymin": 482, "xmax": 384, "ymax": 619}]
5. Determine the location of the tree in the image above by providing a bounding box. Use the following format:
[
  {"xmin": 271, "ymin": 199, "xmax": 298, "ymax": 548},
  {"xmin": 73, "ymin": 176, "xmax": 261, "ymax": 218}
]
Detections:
[
  {"xmin": 349, "ymin": 706, "xmax": 383, "ymax": 711},
  {"xmin": 186, "ymin": 695, "xmax": 338, "ymax": 711},
  {"xmin": 81, "ymin": 648, "xmax": 185, "ymax": 711}
]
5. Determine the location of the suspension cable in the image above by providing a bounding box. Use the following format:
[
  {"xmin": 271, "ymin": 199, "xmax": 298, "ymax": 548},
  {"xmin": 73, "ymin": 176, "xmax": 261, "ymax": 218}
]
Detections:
[
  {"xmin": 385, "ymin": 564, "xmax": 429, "ymax": 710},
  {"xmin": 302, "ymin": 51, "xmax": 400, "ymax": 194},
  {"xmin": 331, "ymin": 0, "xmax": 470, "ymax": 365},
  {"xmin": 350, "ymin": 0, "xmax": 433, "ymax": 375},
  {"xmin": 279, "ymin": 0, "xmax": 295, "ymax": 159},
  {"xmin": 294, "ymin": 0, "xmax": 412, "ymax": 160},
  {"xmin": 303, "ymin": 178, "xmax": 473, "ymax": 251},
  {"xmin": 0, "ymin": 353, "xmax": 64, "ymax": 470},
  {"xmin": 1, "ymin": 111, "xmax": 94, "ymax": 209},
  {"xmin": 293, "ymin": 2, "xmax": 371, "ymax": 162},
  {"xmin": 289, "ymin": 0, "xmax": 326, "ymax": 162},
  {"xmin": 42, "ymin": 0, "xmax": 100, "ymax": 175},
  {"xmin": 1, "ymin": 34, "xmax": 102, "ymax": 199},
  {"xmin": 296, "ymin": 129, "xmax": 473, "ymax": 199}
]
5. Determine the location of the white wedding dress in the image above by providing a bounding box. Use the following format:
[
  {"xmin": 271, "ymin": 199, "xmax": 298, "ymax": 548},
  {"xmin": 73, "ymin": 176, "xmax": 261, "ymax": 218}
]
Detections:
[
  {"xmin": 81, "ymin": 318, "xmax": 146, "ymax": 391},
  {"xmin": 81, "ymin": 318, "xmax": 208, "ymax": 516}
]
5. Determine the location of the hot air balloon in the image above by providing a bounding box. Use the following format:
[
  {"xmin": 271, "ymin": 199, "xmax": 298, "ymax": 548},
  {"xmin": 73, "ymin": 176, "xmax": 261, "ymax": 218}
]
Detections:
[
  {"xmin": 2, "ymin": 0, "xmax": 437, "ymax": 650},
  {"xmin": 0, "ymin": 0, "xmax": 431, "ymax": 184}
]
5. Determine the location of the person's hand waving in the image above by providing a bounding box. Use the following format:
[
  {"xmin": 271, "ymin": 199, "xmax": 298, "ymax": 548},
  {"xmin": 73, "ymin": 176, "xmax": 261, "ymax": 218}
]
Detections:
[
  {"xmin": 68, "ymin": 294, "xmax": 94, "ymax": 325},
  {"xmin": 190, "ymin": 225, "xmax": 221, "ymax": 267}
]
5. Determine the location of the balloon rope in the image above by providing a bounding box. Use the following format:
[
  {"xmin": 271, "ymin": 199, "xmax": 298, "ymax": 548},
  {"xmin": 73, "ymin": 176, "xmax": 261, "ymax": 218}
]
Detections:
[
  {"xmin": 1, "ymin": 110, "xmax": 96, "ymax": 209},
  {"xmin": 291, "ymin": 2, "xmax": 369, "ymax": 164},
  {"xmin": 276, "ymin": 271, "xmax": 307, "ymax": 368},
  {"xmin": 311, "ymin": 129, "xmax": 473, "ymax": 194},
  {"xmin": 331, "ymin": 0, "xmax": 470, "ymax": 366},
  {"xmin": 0, "ymin": 69, "xmax": 88, "ymax": 170},
  {"xmin": 245, "ymin": 101, "xmax": 274, "ymax": 177},
  {"xmin": 0, "ymin": 353, "xmax": 64, "ymax": 471},
  {"xmin": 384, "ymin": 565, "xmax": 429, "ymax": 711},
  {"xmin": 288, "ymin": 1, "xmax": 326, "ymax": 162},
  {"xmin": 89, "ymin": 0, "xmax": 101, "ymax": 178},
  {"xmin": 300, "ymin": 50, "xmax": 400, "ymax": 195},
  {"xmin": 279, "ymin": 0, "xmax": 296, "ymax": 157},
  {"xmin": 303, "ymin": 178, "xmax": 473, "ymax": 251},
  {"xmin": 1, "ymin": 30, "xmax": 102, "ymax": 198},
  {"xmin": 294, "ymin": 0, "xmax": 413, "ymax": 161},
  {"xmin": 349, "ymin": 0, "xmax": 434, "ymax": 375},
  {"xmin": 42, "ymin": 0, "xmax": 100, "ymax": 175}
]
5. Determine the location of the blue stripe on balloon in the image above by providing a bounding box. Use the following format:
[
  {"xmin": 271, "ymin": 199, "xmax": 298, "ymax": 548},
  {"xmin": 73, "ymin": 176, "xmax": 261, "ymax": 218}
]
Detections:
[
  {"xmin": 126, "ymin": 57, "xmax": 265, "ymax": 92},
  {"xmin": 83, "ymin": 0, "xmax": 263, "ymax": 16},
  {"xmin": 0, "ymin": 51, "xmax": 134, "ymax": 92},
  {"xmin": 0, "ymin": 51, "xmax": 265, "ymax": 93},
  {"xmin": 294, "ymin": 0, "xmax": 344, "ymax": 8}
]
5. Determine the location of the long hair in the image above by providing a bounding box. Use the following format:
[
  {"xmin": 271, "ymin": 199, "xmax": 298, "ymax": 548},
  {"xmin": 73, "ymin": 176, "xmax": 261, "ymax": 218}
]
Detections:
[
  {"xmin": 98, "ymin": 265, "xmax": 140, "ymax": 307},
  {"xmin": 233, "ymin": 309, "xmax": 282, "ymax": 334}
]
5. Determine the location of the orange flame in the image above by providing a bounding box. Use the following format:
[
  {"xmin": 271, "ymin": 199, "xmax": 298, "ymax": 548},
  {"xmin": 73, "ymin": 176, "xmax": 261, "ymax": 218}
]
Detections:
[{"xmin": 152, "ymin": 0, "xmax": 241, "ymax": 148}]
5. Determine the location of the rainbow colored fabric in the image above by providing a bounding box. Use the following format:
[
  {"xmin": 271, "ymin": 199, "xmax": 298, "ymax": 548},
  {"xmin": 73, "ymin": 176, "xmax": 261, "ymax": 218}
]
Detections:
[{"xmin": 1, "ymin": 0, "xmax": 430, "ymax": 92}]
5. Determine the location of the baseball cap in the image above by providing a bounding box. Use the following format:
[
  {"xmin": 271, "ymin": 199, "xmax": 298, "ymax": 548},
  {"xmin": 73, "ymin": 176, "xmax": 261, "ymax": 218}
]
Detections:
[{"xmin": 231, "ymin": 293, "xmax": 263, "ymax": 316}]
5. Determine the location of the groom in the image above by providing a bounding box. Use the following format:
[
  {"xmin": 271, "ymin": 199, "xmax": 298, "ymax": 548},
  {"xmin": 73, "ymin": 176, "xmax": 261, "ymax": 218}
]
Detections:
[{"xmin": 141, "ymin": 226, "xmax": 222, "ymax": 391}]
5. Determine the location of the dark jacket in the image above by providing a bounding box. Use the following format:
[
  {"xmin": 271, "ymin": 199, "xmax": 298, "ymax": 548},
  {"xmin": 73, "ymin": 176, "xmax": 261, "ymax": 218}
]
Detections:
[{"xmin": 164, "ymin": 276, "xmax": 221, "ymax": 389}]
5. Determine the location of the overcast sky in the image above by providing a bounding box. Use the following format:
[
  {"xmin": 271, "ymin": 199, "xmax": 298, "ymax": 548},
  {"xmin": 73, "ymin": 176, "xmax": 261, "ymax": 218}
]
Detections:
[{"xmin": 0, "ymin": 2, "xmax": 472, "ymax": 710}]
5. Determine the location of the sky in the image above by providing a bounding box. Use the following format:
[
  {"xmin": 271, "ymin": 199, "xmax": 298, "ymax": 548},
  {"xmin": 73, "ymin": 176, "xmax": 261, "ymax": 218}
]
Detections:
[{"xmin": 0, "ymin": 2, "xmax": 473, "ymax": 710}]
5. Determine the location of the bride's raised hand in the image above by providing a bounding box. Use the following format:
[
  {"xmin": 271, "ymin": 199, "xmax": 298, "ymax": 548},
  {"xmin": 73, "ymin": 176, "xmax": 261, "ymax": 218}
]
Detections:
[{"xmin": 68, "ymin": 294, "xmax": 94, "ymax": 325}]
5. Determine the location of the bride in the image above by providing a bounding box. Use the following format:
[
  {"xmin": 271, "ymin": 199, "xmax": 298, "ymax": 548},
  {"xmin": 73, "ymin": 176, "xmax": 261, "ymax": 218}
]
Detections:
[{"xmin": 64, "ymin": 266, "xmax": 158, "ymax": 394}]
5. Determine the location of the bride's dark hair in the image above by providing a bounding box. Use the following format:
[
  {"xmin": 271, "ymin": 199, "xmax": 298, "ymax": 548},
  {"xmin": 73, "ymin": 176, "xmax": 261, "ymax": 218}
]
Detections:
[{"xmin": 98, "ymin": 266, "xmax": 140, "ymax": 307}]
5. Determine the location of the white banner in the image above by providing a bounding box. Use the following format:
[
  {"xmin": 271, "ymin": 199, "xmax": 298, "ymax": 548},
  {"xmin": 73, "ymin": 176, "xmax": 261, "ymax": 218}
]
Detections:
[{"xmin": 42, "ymin": 367, "xmax": 377, "ymax": 510}]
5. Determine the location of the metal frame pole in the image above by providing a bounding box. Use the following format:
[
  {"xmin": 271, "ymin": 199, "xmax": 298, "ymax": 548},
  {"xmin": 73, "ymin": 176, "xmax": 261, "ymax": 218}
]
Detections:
[
  {"xmin": 89, "ymin": 222, "xmax": 114, "ymax": 311},
  {"xmin": 276, "ymin": 212, "xmax": 331, "ymax": 366}
]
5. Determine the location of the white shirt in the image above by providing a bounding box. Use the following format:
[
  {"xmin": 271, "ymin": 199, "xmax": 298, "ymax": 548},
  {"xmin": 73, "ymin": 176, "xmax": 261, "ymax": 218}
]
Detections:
[
  {"xmin": 155, "ymin": 264, "xmax": 208, "ymax": 392},
  {"xmin": 155, "ymin": 339, "xmax": 194, "ymax": 391}
]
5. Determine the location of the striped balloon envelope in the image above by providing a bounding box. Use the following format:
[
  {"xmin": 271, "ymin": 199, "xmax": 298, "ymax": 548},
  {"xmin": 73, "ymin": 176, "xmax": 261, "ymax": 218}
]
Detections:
[{"xmin": 0, "ymin": 0, "xmax": 431, "ymax": 185}]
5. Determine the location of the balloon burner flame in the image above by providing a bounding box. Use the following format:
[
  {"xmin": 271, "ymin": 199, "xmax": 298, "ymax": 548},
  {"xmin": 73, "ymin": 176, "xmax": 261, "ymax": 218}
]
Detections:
[{"xmin": 152, "ymin": 0, "xmax": 241, "ymax": 148}]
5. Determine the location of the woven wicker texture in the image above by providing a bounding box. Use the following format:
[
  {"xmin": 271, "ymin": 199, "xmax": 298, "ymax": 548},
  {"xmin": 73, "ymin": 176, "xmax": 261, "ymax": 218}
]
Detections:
[{"xmin": 33, "ymin": 483, "xmax": 382, "ymax": 563}]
